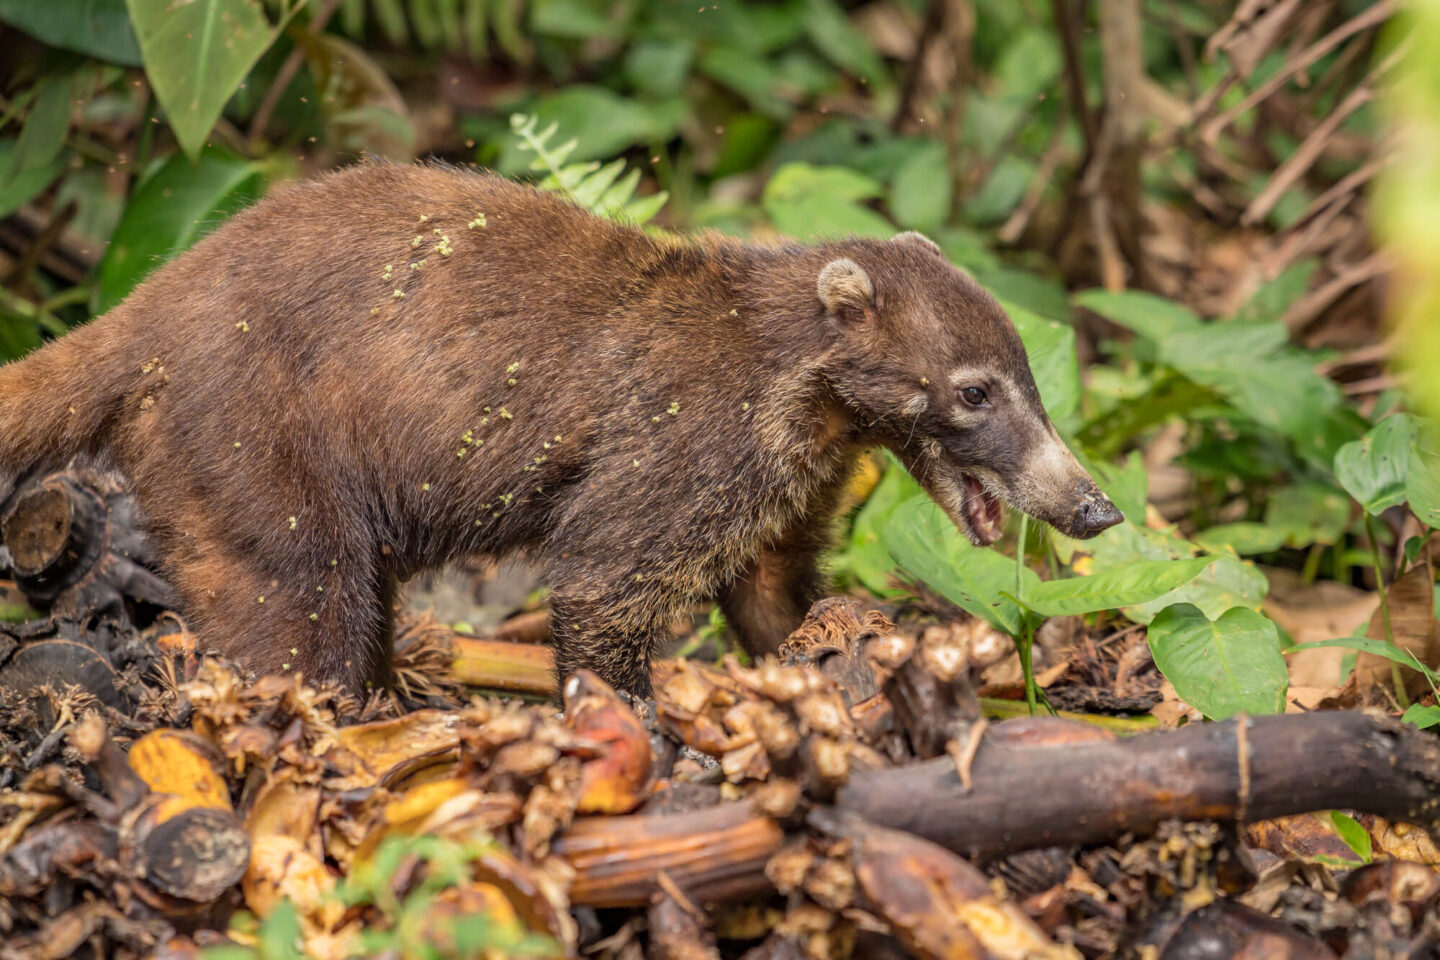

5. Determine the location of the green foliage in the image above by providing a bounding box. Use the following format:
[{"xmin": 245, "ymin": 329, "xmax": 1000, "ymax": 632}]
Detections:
[
  {"xmin": 1329, "ymin": 811, "xmax": 1373, "ymax": 864},
  {"xmin": 1334, "ymin": 414, "xmax": 1422, "ymax": 517},
  {"xmin": 209, "ymin": 835, "xmax": 562, "ymax": 960},
  {"xmin": 762, "ymin": 163, "xmax": 892, "ymax": 240},
  {"xmin": 94, "ymin": 149, "xmax": 267, "ymax": 312},
  {"xmin": 125, "ymin": 0, "xmax": 287, "ymax": 159},
  {"xmin": 510, "ymin": 113, "xmax": 668, "ymax": 224},
  {"xmin": 0, "ymin": 0, "xmax": 142, "ymax": 65},
  {"xmin": 1147, "ymin": 604, "xmax": 1288, "ymax": 720}
]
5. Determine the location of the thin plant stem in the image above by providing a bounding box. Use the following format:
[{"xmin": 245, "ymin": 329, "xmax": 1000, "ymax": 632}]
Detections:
[
  {"xmin": 1015, "ymin": 514, "xmax": 1042, "ymax": 716},
  {"xmin": 1365, "ymin": 512, "xmax": 1408, "ymax": 709}
]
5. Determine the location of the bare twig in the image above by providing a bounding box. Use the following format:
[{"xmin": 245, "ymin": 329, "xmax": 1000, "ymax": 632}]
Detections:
[{"xmin": 1200, "ymin": 0, "xmax": 1395, "ymax": 144}]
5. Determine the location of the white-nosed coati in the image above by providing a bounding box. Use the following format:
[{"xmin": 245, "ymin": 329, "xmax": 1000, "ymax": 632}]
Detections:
[{"xmin": 0, "ymin": 163, "xmax": 1122, "ymax": 697}]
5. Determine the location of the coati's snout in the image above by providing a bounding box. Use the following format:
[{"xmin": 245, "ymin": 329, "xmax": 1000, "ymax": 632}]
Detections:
[{"xmin": 817, "ymin": 231, "xmax": 1125, "ymax": 546}]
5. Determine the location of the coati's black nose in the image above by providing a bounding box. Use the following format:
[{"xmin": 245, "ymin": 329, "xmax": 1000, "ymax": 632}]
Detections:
[{"xmin": 1076, "ymin": 496, "xmax": 1124, "ymax": 538}]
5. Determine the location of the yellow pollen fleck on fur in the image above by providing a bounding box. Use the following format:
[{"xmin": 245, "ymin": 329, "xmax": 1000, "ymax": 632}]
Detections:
[
  {"xmin": 288, "ymin": 516, "xmax": 297, "ymax": 530},
  {"xmin": 393, "ymin": 289, "xmax": 405, "ymax": 299},
  {"xmin": 506, "ymin": 362, "xmax": 519, "ymax": 374},
  {"xmin": 741, "ymin": 401, "xmax": 750, "ymax": 411},
  {"xmin": 632, "ymin": 458, "xmax": 641, "ymax": 467},
  {"xmin": 499, "ymin": 408, "xmax": 513, "ymax": 420},
  {"xmin": 235, "ymin": 321, "xmax": 249, "ymax": 332},
  {"xmin": 419, "ymin": 214, "xmax": 429, "ymax": 222},
  {"xmin": 257, "ymin": 596, "xmax": 265, "ymax": 603},
  {"xmin": 411, "ymin": 236, "xmax": 422, "ymax": 248},
  {"xmin": 234, "ymin": 441, "xmax": 241, "ymax": 448},
  {"xmin": 920, "ymin": 377, "xmax": 929, "ymax": 386},
  {"xmin": 421, "ymin": 483, "xmax": 430, "ymax": 491},
  {"xmin": 309, "ymin": 613, "xmax": 318, "ymax": 621},
  {"xmin": 468, "ymin": 214, "xmax": 487, "ymax": 229},
  {"xmin": 667, "ymin": 402, "xmax": 680, "ymax": 415}
]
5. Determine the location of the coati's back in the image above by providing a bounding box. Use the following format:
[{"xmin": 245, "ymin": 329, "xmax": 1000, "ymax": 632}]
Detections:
[{"xmin": 0, "ymin": 163, "xmax": 761, "ymax": 690}]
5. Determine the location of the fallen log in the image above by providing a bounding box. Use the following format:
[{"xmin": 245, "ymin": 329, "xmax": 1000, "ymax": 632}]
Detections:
[{"xmin": 554, "ymin": 711, "xmax": 1440, "ymax": 907}]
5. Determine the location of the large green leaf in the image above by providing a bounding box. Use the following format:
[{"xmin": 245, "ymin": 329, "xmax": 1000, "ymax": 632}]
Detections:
[
  {"xmin": 1148, "ymin": 604, "xmax": 1288, "ymax": 720},
  {"xmin": 94, "ymin": 149, "xmax": 265, "ymax": 313},
  {"xmin": 800, "ymin": 0, "xmax": 885, "ymax": 84},
  {"xmin": 1017, "ymin": 556, "xmax": 1219, "ymax": 618},
  {"xmin": 1058, "ymin": 519, "xmax": 1268, "ymax": 622},
  {"xmin": 831, "ymin": 459, "xmax": 923, "ymax": 597},
  {"xmin": 1286, "ymin": 636, "xmax": 1439, "ymax": 684},
  {"xmin": 1191, "ymin": 522, "xmax": 1291, "ymax": 557},
  {"xmin": 1263, "ymin": 482, "xmax": 1352, "ymax": 546},
  {"xmin": 1073, "ymin": 288, "xmax": 1203, "ymax": 340},
  {"xmin": 1334, "ymin": 414, "xmax": 1421, "ymax": 516},
  {"xmin": 4, "ymin": 73, "xmax": 71, "ymax": 188},
  {"xmin": 889, "ymin": 140, "xmax": 950, "ymax": 233},
  {"xmin": 0, "ymin": 139, "xmax": 67, "ymax": 219},
  {"xmin": 494, "ymin": 87, "xmax": 685, "ymax": 174},
  {"xmin": 1003, "ymin": 300, "xmax": 1081, "ymax": 432},
  {"xmin": 885, "ymin": 497, "xmax": 1038, "ymax": 635},
  {"xmin": 1409, "ymin": 432, "xmax": 1440, "ymax": 529},
  {"xmin": 125, "ymin": 0, "xmax": 277, "ymax": 159},
  {"xmin": 0, "ymin": 0, "xmax": 141, "ymax": 65},
  {"xmin": 762, "ymin": 163, "xmax": 893, "ymax": 239}
]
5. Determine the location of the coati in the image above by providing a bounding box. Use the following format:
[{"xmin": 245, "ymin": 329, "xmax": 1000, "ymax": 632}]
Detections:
[{"xmin": 0, "ymin": 163, "xmax": 1122, "ymax": 697}]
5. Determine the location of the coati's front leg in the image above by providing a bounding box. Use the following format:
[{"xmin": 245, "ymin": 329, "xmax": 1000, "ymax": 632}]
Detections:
[
  {"xmin": 547, "ymin": 570, "xmax": 677, "ymax": 698},
  {"xmin": 717, "ymin": 528, "xmax": 830, "ymax": 660}
]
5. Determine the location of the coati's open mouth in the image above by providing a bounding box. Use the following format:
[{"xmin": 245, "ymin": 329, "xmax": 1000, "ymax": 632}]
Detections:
[{"xmin": 962, "ymin": 474, "xmax": 1004, "ymax": 546}]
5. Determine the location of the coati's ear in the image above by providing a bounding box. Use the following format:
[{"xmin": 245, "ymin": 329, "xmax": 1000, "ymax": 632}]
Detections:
[
  {"xmin": 891, "ymin": 231, "xmax": 942, "ymax": 257},
  {"xmin": 817, "ymin": 258, "xmax": 875, "ymax": 323}
]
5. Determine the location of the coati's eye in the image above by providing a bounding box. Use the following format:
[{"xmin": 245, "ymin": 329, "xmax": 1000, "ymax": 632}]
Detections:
[{"xmin": 959, "ymin": 386, "xmax": 988, "ymax": 407}]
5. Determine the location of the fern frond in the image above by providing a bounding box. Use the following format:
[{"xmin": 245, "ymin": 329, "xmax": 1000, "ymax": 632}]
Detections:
[{"xmin": 508, "ymin": 113, "xmax": 668, "ymax": 225}]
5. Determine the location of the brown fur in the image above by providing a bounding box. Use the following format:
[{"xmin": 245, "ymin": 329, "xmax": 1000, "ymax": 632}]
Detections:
[{"xmin": 0, "ymin": 163, "xmax": 1114, "ymax": 697}]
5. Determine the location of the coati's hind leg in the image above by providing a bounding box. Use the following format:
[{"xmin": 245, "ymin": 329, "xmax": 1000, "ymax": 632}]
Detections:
[
  {"xmin": 718, "ymin": 524, "xmax": 831, "ymax": 661},
  {"xmin": 166, "ymin": 537, "xmax": 393, "ymax": 694}
]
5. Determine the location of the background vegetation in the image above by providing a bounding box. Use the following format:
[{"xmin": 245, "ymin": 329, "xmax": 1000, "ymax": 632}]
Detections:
[{"xmin": 0, "ymin": 0, "xmax": 1436, "ymax": 724}]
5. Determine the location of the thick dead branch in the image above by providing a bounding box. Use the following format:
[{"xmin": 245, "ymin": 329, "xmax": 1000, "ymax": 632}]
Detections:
[{"xmin": 556, "ymin": 712, "xmax": 1440, "ymax": 907}]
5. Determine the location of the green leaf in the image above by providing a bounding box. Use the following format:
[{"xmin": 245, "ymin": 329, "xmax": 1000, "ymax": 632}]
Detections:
[
  {"xmin": 0, "ymin": 0, "xmax": 142, "ymax": 65},
  {"xmin": 1057, "ymin": 517, "xmax": 1268, "ymax": 622},
  {"xmin": 256, "ymin": 901, "xmax": 304, "ymax": 960},
  {"xmin": 801, "ymin": 0, "xmax": 885, "ymax": 84},
  {"xmin": 1334, "ymin": 413, "xmax": 1421, "ymax": 516},
  {"xmin": 1329, "ymin": 811, "xmax": 1372, "ymax": 864},
  {"xmin": 1073, "ymin": 288, "xmax": 1203, "ymax": 339},
  {"xmin": 1191, "ymin": 522, "xmax": 1291, "ymax": 557},
  {"xmin": 1407, "ymin": 427, "xmax": 1440, "ymax": 529},
  {"xmin": 886, "ymin": 496, "xmax": 1039, "ymax": 634},
  {"xmin": 496, "ymin": 88, "xmax": 684, "ymax": 174},
  {"xmin": 1004, "ymin": 300, "xmax": 1080, "ymax": 432},
  {"xmin": 94, "ymin": 148, "xmax": 265, "ymax": 313},
  {"xmin": 1285, "ymin": 636, "xmax": 1440, "ymax": 685},
  {"xmin": 1147, "ymin": 604, "xmax": 1288, "ymax": 720},
  {"xmin": 832, "ymin": 458, "xmax": 923, "ymax": 596},
  {"xmin": 962, "ymin": 154, "xmax": 1032, "ymax": 224},
  {"xmin": 1263, "ymin": 482, "xmax": 1351, "ymax": 546},
  {"xmin": 5, "ymin": 73, "xmax": 71, "ymax": 188},
  {"xmin": 0, "ymin": 139, "xmax": 67, "ymax": 219},
  {"xmin": 889, "ymin": 141, "xmax": 950, "ymax": 232},
  {"xmin": 1402, "ymin": 703, "xmax": 1440, "ymax": 729},
  {"xmin": 762, "ymin": 163, "xmax": 893, "ymax": 239},
  {"xmin": 125, "ymin": 0, "xmax": 277, "ymax": 159},
  {"xmin": 1018, "ymin": 556, "xmax": 1220, "ymax": 617}
]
